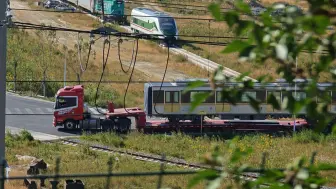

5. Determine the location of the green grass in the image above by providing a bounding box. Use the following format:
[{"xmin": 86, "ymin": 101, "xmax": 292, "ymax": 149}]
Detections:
[
  {"xmin": 80, "ymin": 130, "xmax": 336, "ymax": 186},
  {"xmin": 5, "ymin": 130, "xmax": 336, "ymax": 188},
  {"xmin": 5, "ymin": 131, "xmax": 206, "ymax": 189}
]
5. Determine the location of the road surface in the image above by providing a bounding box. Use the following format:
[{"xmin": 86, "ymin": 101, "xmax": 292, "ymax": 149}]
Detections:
[
  {"xmin": 5, "ymin": 92, "xmax": 136, "ymax": 139},
  {"xmin": 6, "ymin": 92, "xmax": 78, "ymax": 137}
]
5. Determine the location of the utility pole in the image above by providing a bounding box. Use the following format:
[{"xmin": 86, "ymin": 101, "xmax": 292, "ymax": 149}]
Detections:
[{"xmin": 0, "ymin": 0, "xmax": 8, "ymax": 170}]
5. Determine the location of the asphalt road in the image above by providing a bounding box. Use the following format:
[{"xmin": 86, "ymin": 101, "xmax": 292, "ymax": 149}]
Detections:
[{"xmin": 5, "ymin": 92, "xmax": 78, "ymax": 137}]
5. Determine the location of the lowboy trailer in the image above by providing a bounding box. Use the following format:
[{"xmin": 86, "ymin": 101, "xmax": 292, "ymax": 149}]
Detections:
[{"xmin": 53, "ymin": 85, "xmax": 309, "ymax": 133}]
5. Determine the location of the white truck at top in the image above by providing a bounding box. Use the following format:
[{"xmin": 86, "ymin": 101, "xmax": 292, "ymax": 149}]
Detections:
[{"xmin": 130, "ymin": 7, "xmax": 178, "ymax": 40}]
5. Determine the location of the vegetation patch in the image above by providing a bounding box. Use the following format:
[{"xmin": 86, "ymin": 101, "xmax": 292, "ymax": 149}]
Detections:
[{"xmin": 5, "ymin": 131, "xmax": 199, "ymax": 189}]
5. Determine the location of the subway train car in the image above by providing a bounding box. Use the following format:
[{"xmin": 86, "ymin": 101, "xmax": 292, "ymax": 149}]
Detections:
[
  {"xmin": 66, "ymin": 0, "xmax": 126, "ymax": 23},
  {"xmin": 130, "ymin": 7, "xmax": 178, "ymax": 41},
  {"xmin": 144, "ymin": 80, "xmax": 336, "ymax": 122}
]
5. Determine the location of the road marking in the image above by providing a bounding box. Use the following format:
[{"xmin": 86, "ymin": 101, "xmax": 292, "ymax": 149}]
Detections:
[
  {"xmin": 5, "ymin": 108, "xmax": 11, "ymax": 114},
  {"xmin": 25, "ymin": 108, "xmax": 34, "ymax": 114},
  {"xmin": 14, "ymin": 108, "xmax": 22, "ymax": 114},
  {"xmin": 46, "ymin": 108, "xmax": 53, "ymax": 113},
  {"xmin": 36, "ymin": 108, "xmax": 44, "ymax": 114}
]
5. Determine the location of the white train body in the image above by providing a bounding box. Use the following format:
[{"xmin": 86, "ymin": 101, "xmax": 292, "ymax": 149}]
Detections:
[
  {"xmin": 130, "ymin": 7, "xmax": 178, "ymax": 40},
  {"xmin": 144, "ymin": 80, "xmax": 336, "ymax": 121}
]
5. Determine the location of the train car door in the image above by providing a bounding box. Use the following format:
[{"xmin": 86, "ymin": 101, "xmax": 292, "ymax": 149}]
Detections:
[{"xmin": 164, "ymin": 91, "xmax": 180, "ymax": 113}]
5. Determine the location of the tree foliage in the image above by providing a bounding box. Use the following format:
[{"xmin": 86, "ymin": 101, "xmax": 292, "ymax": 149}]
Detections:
[{"xmin": 187, "ymin": 0, "xmax": 336, "ymax": 188}]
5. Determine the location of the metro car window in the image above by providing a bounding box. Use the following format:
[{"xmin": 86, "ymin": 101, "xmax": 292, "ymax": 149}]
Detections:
[
  {"xmin": 55, "ymin": 97, "xmax": 77, "ymax": 109},
  {"xmin": 292, "ymin": 91, "xmax": 306, "ymax": 100},
  {"xmin": 153, "ymin": 91, "xmax": 164, "ymax": 103},
  {"xmin": 267, "ymin": 91, "xmax": 281, "ymax": 102},
  {"xmin": 241, "ymin": 92, "xmax": 257, "ymax": 102},
  {"xmin": 173, "ymin": 92, "xmax": 179, "ymax": 103},
  {"xmin": 165, "ymin": 91, "xmax": 171, "ymax": 103}
]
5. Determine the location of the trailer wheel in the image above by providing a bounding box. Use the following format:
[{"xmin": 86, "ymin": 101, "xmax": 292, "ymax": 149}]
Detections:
[{"xmin": 64, "ymin": 120, "xmax": 76, "ymax": 130}]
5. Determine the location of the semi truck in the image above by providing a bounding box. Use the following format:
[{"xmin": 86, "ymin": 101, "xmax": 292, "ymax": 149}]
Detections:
[{"xmin": 52, "ymin": 85, "xmax": 309, "ymax": 134}]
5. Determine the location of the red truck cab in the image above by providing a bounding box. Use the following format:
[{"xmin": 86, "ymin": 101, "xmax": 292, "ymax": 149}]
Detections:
[{"xmin": 53, "ymin": 85, "xmax": 85, "ymax": 129}]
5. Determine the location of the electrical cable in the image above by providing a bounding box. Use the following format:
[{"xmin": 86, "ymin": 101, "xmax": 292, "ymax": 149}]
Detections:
[
  {"xmin": 9, "ymin": 22, "xmax": 330, "ymax": 54},
  {"xmin": 128, "ymin": 0, "xmax": 232, "ymax": 10},
  {"xmin": 153, "ymin": 41, "xmax": 170, "ymax": 116},
  {"xmin": 11, "ymin": 8, "xmax": 218, "ymax": 20},
  {"xmin": 123, "ymin": 38, "xmax": 139, "ymax": 114},
  {"xmin": 118, "ymin": 38, "xmax": 138, "ymax": 73},
  {"xmin": 94, "ymin": 36, "xmax": 111, "ymax": 115}
]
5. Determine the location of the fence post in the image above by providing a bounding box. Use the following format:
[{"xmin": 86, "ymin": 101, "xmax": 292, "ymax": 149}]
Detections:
[
  {"xmin": 50, "ymin": 157, "xmax": 60, "ymax": 189},
  {"xmin": 105, "ymin": 157, "xmax": 113, "ymax": 189},
  {"xmin": 0, "ymin": 159, "xmax": 7, "ymax": 189},
  {"xmin": 30, "ymin": 70, "xmax": 32, "ymax": 97},
  {"xmin": 43, "ymin": 71, "xmax": 46, "ymax": 97},
  {"xmin": 14, "ymin": 61, "xmax": 17, "ymax": 92},
  {"xmin": 260, "ymin": 152, "xmax": 267, "ymax": 173},
  {"xmin": 310, "ymin": 152, "xmax": 317, "ymax": 165},
  {"xmin": 157, "ymin": 154, "xmax": 166, "ymax": 189}
]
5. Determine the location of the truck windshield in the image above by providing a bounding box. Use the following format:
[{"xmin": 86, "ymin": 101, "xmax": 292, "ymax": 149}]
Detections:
[
  {"xmin": 159, "ymin": 17, "xmax": 176, "ymax": 36},
  {"xmin": 55, "ymin": 96, "xmax": 77, "ymax": 109}
]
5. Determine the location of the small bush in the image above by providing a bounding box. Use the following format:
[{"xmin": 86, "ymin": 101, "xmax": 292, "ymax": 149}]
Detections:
[
  {"xmin": 5, "ymin": 130, "xmax": 36, "ymax": 148},
  {"xmin": 19, "ymin": 129, "xmax": 34, "ymax": 142},
  {"xmin": 293, "ymin": 130, "xmax": 325, "ymax": 143},
  {"xmin": 175, "ymin": 54, "xmax": 188, "ymax": 62}
]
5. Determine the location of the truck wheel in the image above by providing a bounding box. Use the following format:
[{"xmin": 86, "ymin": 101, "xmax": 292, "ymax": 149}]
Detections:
[{"xmin": 64, "ymin": 120, "xmax": 76, "ymax": 130}]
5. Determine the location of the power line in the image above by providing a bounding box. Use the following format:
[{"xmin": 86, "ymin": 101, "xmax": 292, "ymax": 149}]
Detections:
[
  {"xmin": 9, "ymin": 22, "xmax": 234, "ymax": 46},
  {"xmin": 128, "ymin": 0, "xmax": 232, "ymax": 10},
  {"xmin": 11, "ymin": 8, "xmax": 217, "ymax": 21},
  {"xmin": 5, "ymin": 80, "xmax": 170, "ymax": 83},
  {"xmin": 123, "ymin": 38, "xmax": 139, "ymax": 114},
  {"xmin": 118, "ymin": 38, "xmax": 139, "ymax": 73},
  {"xmin": 94, "ymin": 36, "xmax": 111, "ymax": 114},
  {"xmin": 8, "ymin": 23, "xmax": 330, "ymax": 55},
  {"xmin": 154, "ymin": 41, "xmax": 170, "ymax": 116}
]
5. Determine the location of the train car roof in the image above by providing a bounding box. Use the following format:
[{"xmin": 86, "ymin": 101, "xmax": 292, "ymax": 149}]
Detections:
[
  {"xmin": 145, "ymin": 80, "xmax": 336, "ymax": 89},
  {"xmin": 132, "ymin": 7, "xmax": 172, "ymax": 17}
]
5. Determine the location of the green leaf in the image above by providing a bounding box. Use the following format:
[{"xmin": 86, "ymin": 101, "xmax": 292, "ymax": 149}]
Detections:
[
  {"xmin": 247, "ymin": 95, "xmax": 261, "ymax": 113},
  {"xmin": 208, "ymin": 3, "xmax": 222, "ymax": 21},
  {"xmin": 234, "ymin": 0, "xmax": 251, "ymax": 14},
  {"xmin": 235, "ymin": 71, "xmax": 251, "ymax": 82},
  {"xmin": 296, "ymin": 169, "xmax": 309, "ymax": 180},
  {"xmin": 183, "ymin": 80, "xmax": 206, "ymax": 94},
  {"xmin": 188, "ymin": 170, "xmax": 218, "ymax": 189},
  {"xmin": 222, "ymin": 40, "xmax": 251, "ymax": 54},
  {"xmin": 267, "ymin": 94, "xmax": 281, "ymax": 110},
  {"xmin": 206, "ymin": 177, "xmax": 222, "ymax": 189},
  {"xmin": 275, "ymin": 44, "xmax": 288, "ymax": 60},
  {"xmin": 316, "ymin": 163, "xmax": 336, "ymax": 171},
  {"xmin": 213, "ymin": 66, "xmax": 224, "ymax": 81},
  {"xmin": 303, "ymin": 15, "xmax": 330, "ymax": 35},
  {"xmin": 190, "ymin": 92, "xmax": 211, "ymax": 113},
  {"xmin": 223, "ymin": 11, "xmax": 239, "ymax": 27},
  {"xmin": 287, "ymin": 95, "xmax": 305, "ymax": 114}
]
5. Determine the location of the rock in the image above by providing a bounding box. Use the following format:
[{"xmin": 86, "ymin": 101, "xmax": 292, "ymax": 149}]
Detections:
[
  {"xmin": 23, "ymin": 178, "xmax": 38, "ymax": 189},
  {"xmin": 15, "ymin": 155, "xmax": 37, "ymax": 162},
  {"xmin": 27, "ymin": 166, "xmax": 39, "ymax": 175},
  {"xmin": 30, "ymin": 159, "xmax": 47, "ymax": 170}
]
